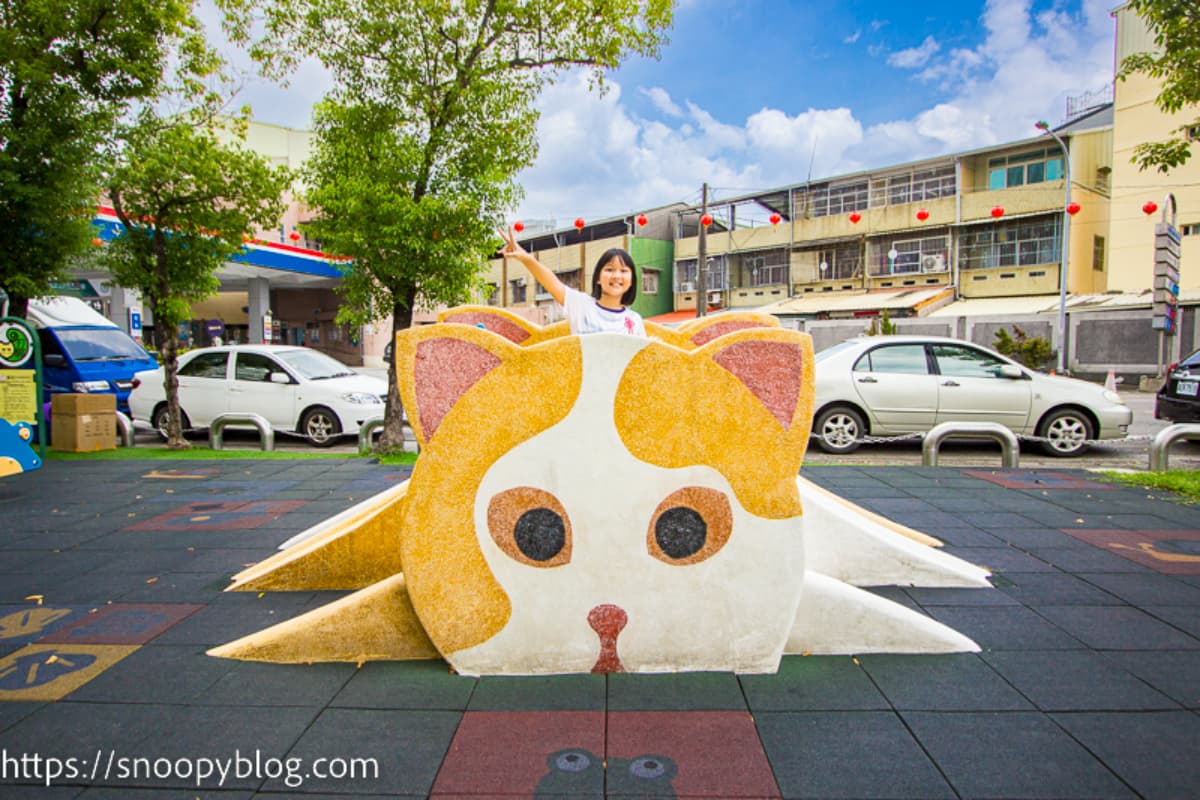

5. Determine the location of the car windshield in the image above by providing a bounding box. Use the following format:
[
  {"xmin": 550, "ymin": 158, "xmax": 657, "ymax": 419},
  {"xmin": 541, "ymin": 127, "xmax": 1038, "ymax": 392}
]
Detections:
[
  {"xmin": 55, "ymin": 328, "xmax": 151, "ymax": 361},
  {"xmin": 1180, "ymin": 349, "xmax": 1200, "ymax": 369},
  {"xmin": 276, "ymin": 348, "xmax": 357, "ymax": 380},
  {"xmin": 815, "ymin": 340, "xmax": 862, "ymax": 362}
]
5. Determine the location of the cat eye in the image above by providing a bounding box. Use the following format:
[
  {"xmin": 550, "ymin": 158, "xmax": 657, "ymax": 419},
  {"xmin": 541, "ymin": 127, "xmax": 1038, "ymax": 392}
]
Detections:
[
  {"xmin": 646, "ymin": 487, "xmax": 732, "ymax": 565},
  {"xmin": 487, "ymin": 487, "xmax": 572, "ymax": 567}
]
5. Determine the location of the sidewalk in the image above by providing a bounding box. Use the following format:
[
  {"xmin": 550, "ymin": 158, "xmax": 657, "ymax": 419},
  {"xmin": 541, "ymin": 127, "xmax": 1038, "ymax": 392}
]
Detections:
[{"xmin": 0, "ymin": 459, "xmax": 1197, "ymax": 798}]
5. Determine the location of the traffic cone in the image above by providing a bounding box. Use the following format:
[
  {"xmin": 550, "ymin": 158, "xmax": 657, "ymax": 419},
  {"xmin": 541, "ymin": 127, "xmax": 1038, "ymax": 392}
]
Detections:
[{"xmin": 1104, "ymin": 369, "xmax": 1117, "ymax": 393}]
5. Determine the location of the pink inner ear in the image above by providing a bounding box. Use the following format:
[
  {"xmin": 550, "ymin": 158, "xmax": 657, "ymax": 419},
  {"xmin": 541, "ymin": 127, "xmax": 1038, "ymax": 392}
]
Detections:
[
  {"xmin": 712, "ymin": 341, "xmax": 804, "ymax": 429},
  {"xmin": 414, "ymin": 339, "xmax": 502, "ymax": 438},
  {"xmin": 443, "ymin": 312, "xmax": 531, "ymax": 344},
  {"xmin": 689, "ymin": 320, "xmax": 771, "ymax": 347}
]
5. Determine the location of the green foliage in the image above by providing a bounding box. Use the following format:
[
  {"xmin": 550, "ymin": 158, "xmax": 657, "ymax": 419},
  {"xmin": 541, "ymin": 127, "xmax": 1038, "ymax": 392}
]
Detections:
[
  {"xmin": 1116, "ymin": 0, "xmax": 1200, "ymax": 172},
  {"xmin": 218, "ymin": 0, "xmax": 673, "ymax": 452},
  {"xmin": 101, "ymin": 110, "xmax": 290, "ymax": 446},
  {"xmin": 1101, "ymin": 470, "xmax": 1200, "ymax": 503},
  {"xmin": 994, "ymin": 326, "xmax": 1055, "ymax": 370},
  {"xmin": 864, "ymin": 309, "xmax": 897, "ymax": 336},
  {"xmin": 0, "ymin": 0, "xmax": 204, "ymax": 311}
]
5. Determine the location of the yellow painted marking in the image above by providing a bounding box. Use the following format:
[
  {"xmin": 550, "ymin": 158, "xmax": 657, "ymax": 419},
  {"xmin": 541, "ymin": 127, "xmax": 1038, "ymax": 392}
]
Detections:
[
  {"xmin": 0, "ymin": 644, "xmax": 138, "ymax": 702},
  {"xmin": 0, "ymin": 607, "xmax": 72, "ymax": 640}
]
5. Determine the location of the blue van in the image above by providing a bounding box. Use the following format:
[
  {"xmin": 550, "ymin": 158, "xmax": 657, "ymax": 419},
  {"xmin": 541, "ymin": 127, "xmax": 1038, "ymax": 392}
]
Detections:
[{"xmin": 27, "ymin": 297, "xmax": 159, "ymax": 415}]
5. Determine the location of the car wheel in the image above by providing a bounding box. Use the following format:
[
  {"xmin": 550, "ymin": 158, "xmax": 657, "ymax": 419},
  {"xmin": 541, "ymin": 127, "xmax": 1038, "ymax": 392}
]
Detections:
[
  {"xmin": 300, "ymin": 406, "xmax": 342, "ymax": 447},
  {"xmin": 151, "ymin": 404, "xmax": 190, "ymax": 439},
  {"xmin": 814, "ymin": 406, "xmax": 866, "ymax": 454},
  {"xmin": 1038, "ymin": 408, "xmax": 1094, "ymax": 457}
]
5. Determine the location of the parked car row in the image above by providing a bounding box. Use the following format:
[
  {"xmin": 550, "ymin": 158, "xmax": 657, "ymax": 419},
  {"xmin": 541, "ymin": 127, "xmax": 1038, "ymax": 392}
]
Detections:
[
  {"xmin": 129, "ymin": 345, "xmax": 387, "ymax": 446},
  {"xmin": 125, "ymin": 333, "xmax": 1150, "ymax": 456},
  {"xmin": 1155, "ymin": 346, "xmax": 1200, "ymax": 424}
]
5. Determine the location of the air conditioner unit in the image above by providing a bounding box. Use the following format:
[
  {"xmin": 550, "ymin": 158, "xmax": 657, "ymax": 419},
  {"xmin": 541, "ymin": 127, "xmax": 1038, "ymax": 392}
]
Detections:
[
  {"xmin": 679, "ymin": 281, "xmax": 695, "ymax": 292},
  {"xmin": 920, "ymin": 254, "xmax": 945, "ymax": 273},
  {"xmin": 707, "ymin": 290, "xmax": 723, "ymax": 305}
]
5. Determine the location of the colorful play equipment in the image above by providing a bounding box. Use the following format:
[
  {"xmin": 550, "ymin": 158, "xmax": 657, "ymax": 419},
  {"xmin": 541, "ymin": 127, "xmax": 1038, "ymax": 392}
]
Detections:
[
  {"xmin": 211, "ymin": 308, "xmax": 989, "ymax": 675},
  {"xmin": 0, "ymin": 289, "xmax": 45, "ymax": 474}
]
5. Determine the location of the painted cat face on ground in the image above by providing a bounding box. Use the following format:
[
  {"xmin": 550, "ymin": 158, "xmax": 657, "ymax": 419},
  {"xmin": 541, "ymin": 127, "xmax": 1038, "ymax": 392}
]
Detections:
[{"xmin": 395, "ymin": 321, "xmax": 813, "ymax": 675}]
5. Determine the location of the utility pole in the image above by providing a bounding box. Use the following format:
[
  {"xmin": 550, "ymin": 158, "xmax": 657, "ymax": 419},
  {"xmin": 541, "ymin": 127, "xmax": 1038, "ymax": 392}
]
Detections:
[{"xmin": 696, "ymin": 182, "xmax": 708, "ymax": 318}]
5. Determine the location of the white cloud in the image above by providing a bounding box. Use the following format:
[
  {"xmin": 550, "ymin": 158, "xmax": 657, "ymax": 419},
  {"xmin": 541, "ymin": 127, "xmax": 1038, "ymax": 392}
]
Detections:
[
  {"xmin": 888, "ymin": 36, "xmax": 941, "ymax": 69},
  {"xmin": 843, "ymin": 30, "xmax": 862, "ymax": 44},
  {"xmin": 640, "ymin": 86, "xmax": 684, "ymax": 118}
]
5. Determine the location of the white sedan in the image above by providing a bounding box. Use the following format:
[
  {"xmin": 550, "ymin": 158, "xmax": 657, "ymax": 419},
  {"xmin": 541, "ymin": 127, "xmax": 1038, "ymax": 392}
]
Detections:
[
  {"xmin": 812, "ymin": 336, "xmax": 1132, "ymax": 457},
  {"xmin": 130, "ymin": 345, "xmax": 387, "ymax": 447}
]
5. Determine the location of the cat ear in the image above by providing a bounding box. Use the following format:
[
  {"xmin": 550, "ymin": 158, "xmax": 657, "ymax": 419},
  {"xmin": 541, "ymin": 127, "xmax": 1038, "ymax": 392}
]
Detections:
[
  {"xmin": 700, "ymin": 328, "xmax": 812, "ymax": 431},
  {"xmin": 394, "ymin": 324, "xmax": 520, "ymax": 444},
  {"xmin": 438, "ymin": 305, "xmax": 537, "ymax": 344},
  {"xmin": 677, "ymin": 311, "xmax": 780, "ymax": 348}
]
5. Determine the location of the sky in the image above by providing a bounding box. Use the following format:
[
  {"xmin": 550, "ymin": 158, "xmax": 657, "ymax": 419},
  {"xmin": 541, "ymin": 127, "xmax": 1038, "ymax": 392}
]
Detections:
[{"xmin": 204, "ymin": 0, "xmax": 1120, "ymax": 227}]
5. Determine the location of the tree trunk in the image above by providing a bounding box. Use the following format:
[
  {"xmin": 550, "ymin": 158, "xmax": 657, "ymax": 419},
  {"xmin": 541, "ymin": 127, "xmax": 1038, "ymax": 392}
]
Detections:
[
  {"xmin": 152, "ymin": 242, "xmax": 189, "ymax": 450},
  {"xmin": 376, "ymin": 294, "xmax": 415, "ymax": 453}
]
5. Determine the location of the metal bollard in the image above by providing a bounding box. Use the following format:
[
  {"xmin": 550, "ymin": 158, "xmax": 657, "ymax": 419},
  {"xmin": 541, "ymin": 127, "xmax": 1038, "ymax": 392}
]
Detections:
[
  {"xmin": 1148, "ymin": 423, "xmax": 1200, "ymax": 472},
  {"xmin": 210, "ymin": 412, "xmax": 275, "ymax": 451},
  {"xmin": 922, "ymin": 422, "xmax": 1020, "ymax": 468},
  {"xmin": 114, "ymin": 411, "xmax": 135, "ymax": 448},
  {"xmin": 358, "ymin": 416, "xmax": 385, "ymax": 453}
]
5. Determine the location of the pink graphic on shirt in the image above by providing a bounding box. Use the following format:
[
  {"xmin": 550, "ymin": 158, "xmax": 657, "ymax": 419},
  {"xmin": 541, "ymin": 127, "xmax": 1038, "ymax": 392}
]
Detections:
[{"xmin": 624, "ymin": 316, "xmax": 635, "ymax": 334}]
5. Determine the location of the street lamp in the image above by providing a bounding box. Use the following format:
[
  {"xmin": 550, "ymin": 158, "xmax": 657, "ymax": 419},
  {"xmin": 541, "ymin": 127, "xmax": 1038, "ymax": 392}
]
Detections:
[{"xmin": 1036, "ymin": 119, "xmax": 1072, "ymax": 374}]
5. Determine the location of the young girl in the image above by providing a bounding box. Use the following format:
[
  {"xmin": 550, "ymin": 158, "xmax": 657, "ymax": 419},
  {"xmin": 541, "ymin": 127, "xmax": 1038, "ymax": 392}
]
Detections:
[{"xmin": 497, "ymin": 226, "xmax": 647, "ymax": 337}]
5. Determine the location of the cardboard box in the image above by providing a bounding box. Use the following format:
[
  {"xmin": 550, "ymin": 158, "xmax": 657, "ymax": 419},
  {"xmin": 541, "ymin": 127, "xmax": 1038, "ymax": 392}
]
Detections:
[{"xmin": 51, "ymin": 394, "xmax": 117, "ymax": 452}]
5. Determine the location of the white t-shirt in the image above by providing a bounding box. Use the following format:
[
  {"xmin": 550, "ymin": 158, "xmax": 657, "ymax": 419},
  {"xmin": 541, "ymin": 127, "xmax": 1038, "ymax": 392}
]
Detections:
[{"xmin": 561, "ymin": 286, "xmax": 646, "ymax": 337}]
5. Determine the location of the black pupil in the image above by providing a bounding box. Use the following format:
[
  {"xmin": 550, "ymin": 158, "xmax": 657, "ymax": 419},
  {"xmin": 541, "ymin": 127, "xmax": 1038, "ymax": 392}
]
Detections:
[
  {"xmin": 514, "ymin": 507, "xmax": 566, "ymax": 561},
  {"xmin": 655, "ymin": 507, "xmax": 706, "ymax": 559}
]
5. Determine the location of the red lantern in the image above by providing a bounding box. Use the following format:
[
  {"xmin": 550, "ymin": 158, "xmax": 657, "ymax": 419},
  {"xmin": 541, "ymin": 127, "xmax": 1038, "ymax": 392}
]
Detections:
[
  {"xmin": 574, "ymin": 217, "xmax": 585, "ymax": 230},
  {"xmin": 848, "ymin": 212, "xmax": 862, "ymax": 224},
  {"xmin": 916, "ymin": 209, "xmax": 930, "ymax": 222},
  {"xmin": 91, "ymin": 237, "xmax": 103, "ymax": 247},
  {"xmin": 1142, "ymin": 201, "xmax": 1158, "ymax": 216},
  {"xmin": 769, "ymin": 213, "xmax": 781, "ymax": 226},
  {"xmin": 990, "ymin": 206, "xmax": 1005, "ymax": 219},
  {"xmin": 289, "ymin": 230, "xmax": 301, "ymax": 242},
  {"xmin": 636, "ymin": 213, "xmax": 648, "ymax": 227},
  {"xmin": 1066, "ymin": 202, "xmax": 1081, "ymax": 216},
  {"xmin": 700, "ymin": 213, "xmax": 713, "ymax": 227},
  {"xmin": 513, "ymin": 221, "xmax": 524, "ymax": 233}
]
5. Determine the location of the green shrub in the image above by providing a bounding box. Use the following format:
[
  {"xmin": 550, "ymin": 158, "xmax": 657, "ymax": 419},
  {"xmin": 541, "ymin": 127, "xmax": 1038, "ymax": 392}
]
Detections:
[{"xmin": 994, "ymin": 326, "xmax": 1055, "ymax": 370}]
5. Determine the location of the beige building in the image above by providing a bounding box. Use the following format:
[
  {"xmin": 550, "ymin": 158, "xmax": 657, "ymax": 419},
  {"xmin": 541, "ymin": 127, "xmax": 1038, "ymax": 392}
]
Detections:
[{"xmin": 1108, "ymin": 3, "xmax": 1199, "ymax": 293}]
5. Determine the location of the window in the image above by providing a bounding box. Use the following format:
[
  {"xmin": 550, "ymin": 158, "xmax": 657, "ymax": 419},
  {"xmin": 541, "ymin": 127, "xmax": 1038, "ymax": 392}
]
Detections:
[
  {"xmin": 1092, "ymin": 235, "xmax": 1106, "ymax": 272},
  {"xmin": 853, "ymin": 344, "xmax": 929, "ymax": 375},
  {"xmin": 509, "ymin": 278, "xmax": 526, "ymax": 304},
  {"xmin": 871, "ymin": 236, "xmax": 948, "ymax": 276},
  {"xmin": 1181, "ymin": 223, "xmax": 1199, "ymax": 237},
  {"xmin": 988, "ymin": 150, "xmax": 1063, "ymax": 190},
  {"xmin": 235, "ymin": 352, "xmax": 284, "ymax": 383},
  {"xmin": 744, "ymin": 249, "xmax": 788, "ymax": 287},
  {"xmin": 930, "ymin": 344, "xmax": 1006, "ymax": 379},
  {"xmin": 179, "ymin": 352, "xmax": 229, "ymax": 379},
  {"xmin": 642, "ymin": 269, "xmax": 659, "ymax": 295},
  {"xmin": 808, "ymin": 180, "xmax": 869, "ymax": 218},
  {"xmin": 674, "ymin": 256, "xmax": 726, "ymax": 291},
  {"xmin": 959, "ymin": 218, "xmax": 1061, "ymax": 271}
]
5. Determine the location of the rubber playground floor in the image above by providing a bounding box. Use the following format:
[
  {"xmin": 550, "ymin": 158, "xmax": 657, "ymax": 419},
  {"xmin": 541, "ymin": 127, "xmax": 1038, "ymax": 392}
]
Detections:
[{"xmin": 0, "ymin": 458, "xmax": 1197, "ymax": 799}]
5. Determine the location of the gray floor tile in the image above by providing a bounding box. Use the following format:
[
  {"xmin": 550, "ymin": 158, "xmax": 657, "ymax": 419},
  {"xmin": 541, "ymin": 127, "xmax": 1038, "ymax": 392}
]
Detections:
[
  {"xmin": 859, "ymin": 653, "xmax": 1033, "ymax": 711},
  {"xmin": 996, "ymin": 572, "xmax": 1124, "ymax": 606},
  {"xmin": 331, "ymin": 660, "xmax": 476, "ymax": 710},
  {"xmin": 928, "ymin": 605, "xmax": 1087, "ymax": 650},
  {"xmin": 756, "ymin": 711, "xmax": 955, "ymax": 799},
  {"xmin": 982, "ymin": 650, "xmax": 1180, "ymax": 711},
  {"xmin": 1080, "ymin": 572, "xmax": 1200, "ymax": 606},
  {"xmin": 903, "ymin": 711, "xmax": 1135, "ymax": 799},
  {"xmin": 740, "ymin": 655, "xmax": 890, "ymax": 712},
  {"xmin": 1034, "ymin": 605, "xmax": 1200, "ymax": 650},
  {"xmin": 1052, "ymin": 711, "xmax": 1200, "ymax": 799},
  {"xmin": 1101, "ymin": 651, "xmax": 1200, "ymax": 708},
  {"xmin": 606, "ymin": 671, "xmax": 746, "ymax": 711}
]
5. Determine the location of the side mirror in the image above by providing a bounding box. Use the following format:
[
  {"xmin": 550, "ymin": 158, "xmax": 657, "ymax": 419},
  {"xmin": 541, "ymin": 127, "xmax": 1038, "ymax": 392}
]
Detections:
[
  {"xmin": 43, "ymin": 354, "xmax": 66, "ymax": 369},
  {"xmin": 997, "ymin": 364, "xmax": 1024, "ymax": 379},
  {"xmin": 270, "ymin": 372, "xmax": 291, "ymax": 384}
]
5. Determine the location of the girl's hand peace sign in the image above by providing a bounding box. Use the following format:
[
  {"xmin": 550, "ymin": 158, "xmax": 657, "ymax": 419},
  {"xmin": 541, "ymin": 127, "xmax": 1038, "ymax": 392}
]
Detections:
[{"xmin": 496, "ymin": 226, "xmax": 529, "ymax": 258}]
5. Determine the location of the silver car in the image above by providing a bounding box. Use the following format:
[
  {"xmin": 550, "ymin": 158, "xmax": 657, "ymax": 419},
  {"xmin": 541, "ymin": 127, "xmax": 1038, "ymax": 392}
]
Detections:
[{"xmin": 812, "ymin": 336, "xmax": 1132, "ymax": 457}]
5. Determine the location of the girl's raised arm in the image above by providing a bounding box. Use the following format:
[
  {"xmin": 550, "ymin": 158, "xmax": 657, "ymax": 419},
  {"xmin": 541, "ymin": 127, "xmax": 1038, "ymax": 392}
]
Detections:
[{"xmin": 496, "ymin": 226, "xmax": 567, "ymax": 306}]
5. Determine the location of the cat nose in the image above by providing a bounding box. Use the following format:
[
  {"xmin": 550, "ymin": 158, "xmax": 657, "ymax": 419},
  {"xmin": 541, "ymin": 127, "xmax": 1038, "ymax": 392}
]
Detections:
[{"xmin": 587, "ymin": 604, "xmax": 627, "ymax": 673}]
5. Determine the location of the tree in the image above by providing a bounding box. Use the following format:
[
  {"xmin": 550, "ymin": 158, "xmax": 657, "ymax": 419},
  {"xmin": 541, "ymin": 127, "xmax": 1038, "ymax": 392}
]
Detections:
[
  {"xmin": 994, "ymin": 326, "xmax": 1055, "ymax": 371},
  {"xmin": 218, "ymin": 0, "xmax": 673, "ymax": 452},
  {"xmin": 0, "ymin": 0, "xmax": 204, "ymax": 317},
  {"xmin": 1116, "ymin": 0, "xmax": 1200, "ymax": 172},
  {"xmin": 102, "ymin": 113, "xmax": 290, "ymax": 448},
  {"xmin": 864, "ymin": 309, "xmax": 897, "ymax": 336}
]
